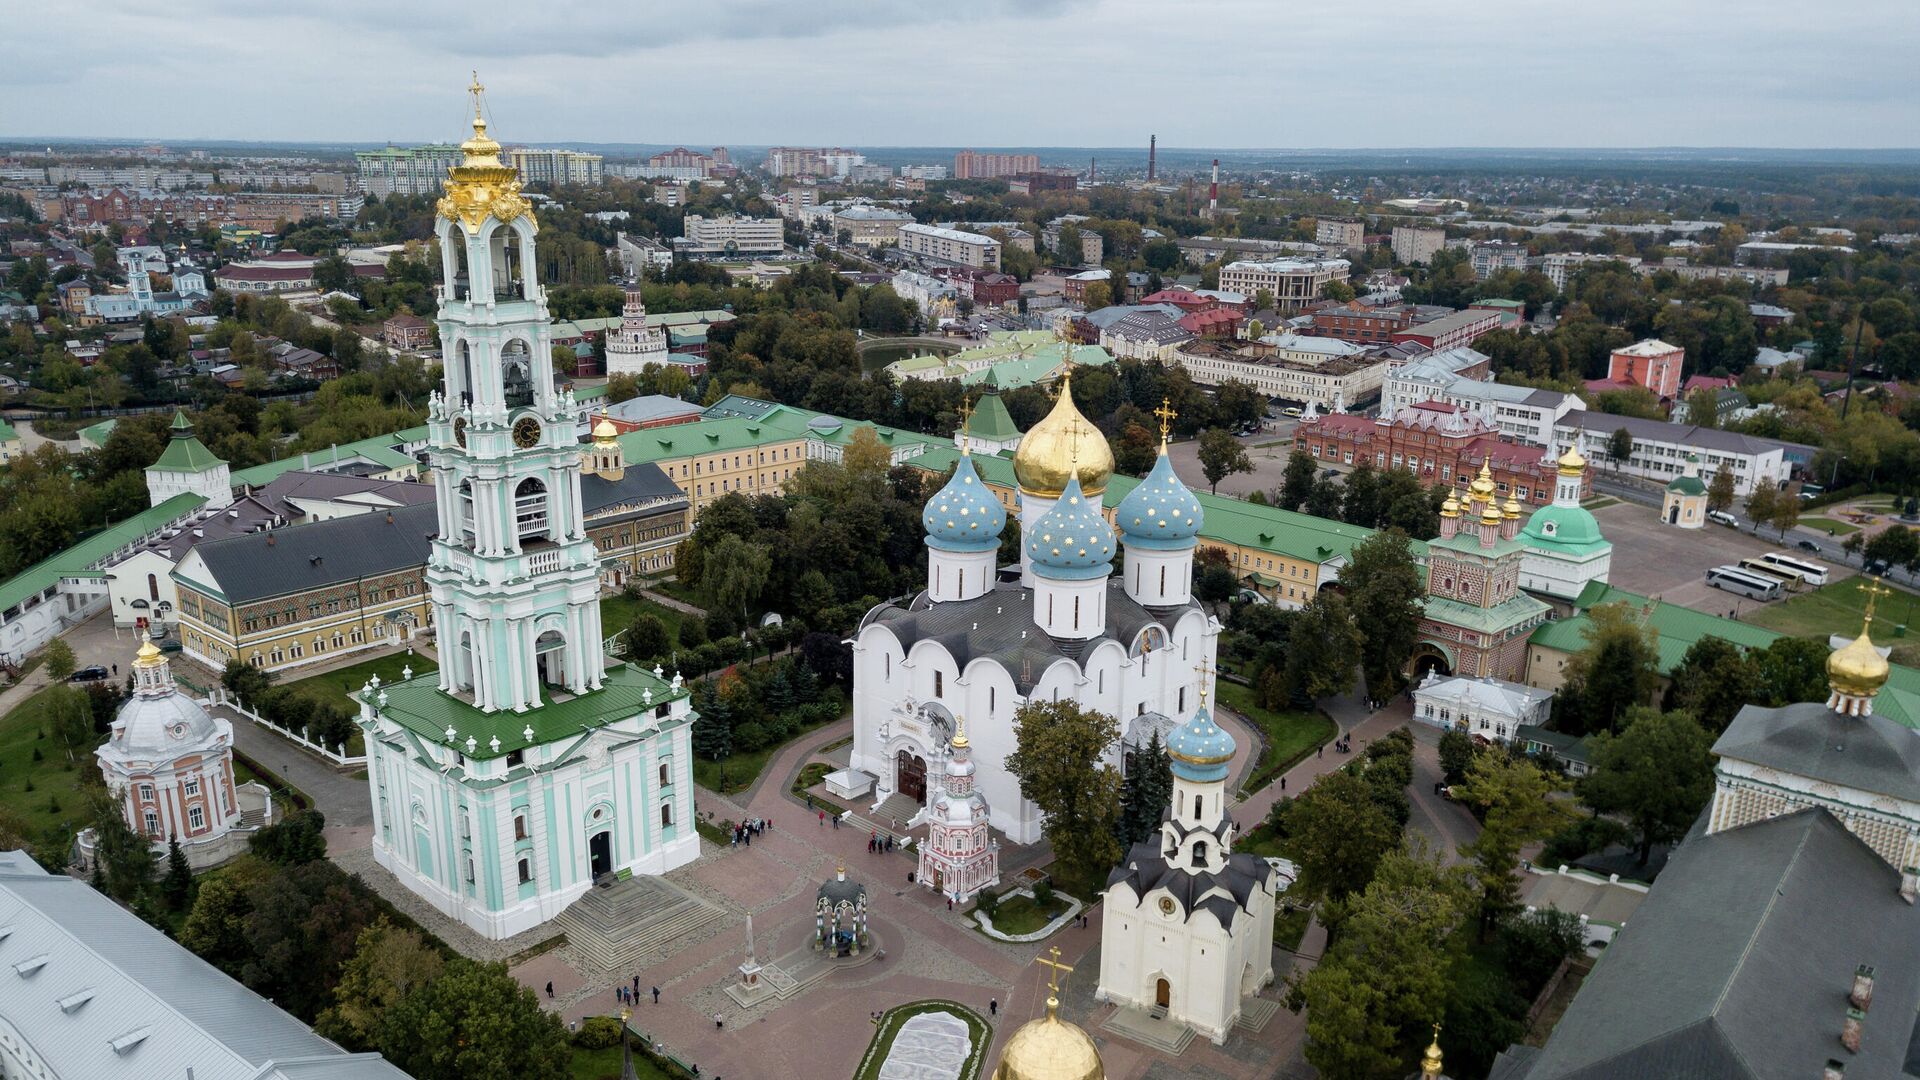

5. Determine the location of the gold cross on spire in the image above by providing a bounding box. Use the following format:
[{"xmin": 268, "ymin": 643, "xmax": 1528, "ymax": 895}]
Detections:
[
  {"xmin": 957, "ymin": 398, "xmax": 974, "ymax": 455},
  {"xmin": 1035, "ymin": 946, "xmax": 1074, "ymax": 993},
  {"xmin": 468, "ymin": 71, "xmax": 485, "ymax": 118},
  {"xmin": 1154, "ymin": 396, "xmax": 1178, "ymax": 444},
  {"xmin": 1194, "ymin": 659, "xmax": 1217, "ymax": 704},
  {"xmin": 1860, "ymin": 576, "xmax": 1892, "ymax": 626}
]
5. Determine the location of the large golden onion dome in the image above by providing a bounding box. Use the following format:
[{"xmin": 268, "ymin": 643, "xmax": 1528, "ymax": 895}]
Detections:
[
  {"xmin": 1440, "ymin": 488, "xmax": 1462, "ymax": 519},
  {"xmin": 1502, "ymin": 496, "xmax": 1523, "ymax": 520},
  {"xmin": 592, "ymin": 416, "xmax": 619, "ymax": 444},
  {"xmin": 1012, "ymin": 368, "xmax": 1113, "ymax": 498},
  {"xmin": 437, "ymin": 75, "xmax": 531, "ymax": 234},
  {"xmin": 1557, "ymin": 445, "xmax": 1588, "ymax": 477},
  {"xmin": 993, "ymin": 998, "xmax": 1105, "ymax": 1080},
  {"xmin": 1468, "ymin": 459, "xmax": 1497, "ymax": 500},
  {"xmin": 1830, "ymin": 607, "xmax": 1891, "ymax": 699}
]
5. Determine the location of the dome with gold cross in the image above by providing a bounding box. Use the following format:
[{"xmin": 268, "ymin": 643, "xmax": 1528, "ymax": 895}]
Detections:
[
  {"xmin": 436, "ymin": 74, "xmax": 532, "ymax": 235},
  {"xmin": 1830, "ymin": 579, "xmax": 1892, "ymax": 701},
  {"xmin": 1013, "ymin": 368, "xmax": 1113, "ymax": 498},
  {"xmin": 1115, "ymin": 400, "xmax": 1202, "ymax": 549},
  {"xmin": 994, "ymin": 948, "xmax": 1104, "ymax": 1080}
]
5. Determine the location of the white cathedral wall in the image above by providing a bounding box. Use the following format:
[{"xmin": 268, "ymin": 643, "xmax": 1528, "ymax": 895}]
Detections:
[
  {"xmin": 1710, "ymin": 756, "xmax": 1920, "ymax": 873},
  {"xmin": 852, "ymin": 608, "xmax": 1219, "ymax": 848},
  {"xmin": 1518, "ymin": 548, "xmax": 1610, "ymax": 602},
  {"xmin": 1097, "ymin": 889, "xmax": 1247, "ymax": 1043}
]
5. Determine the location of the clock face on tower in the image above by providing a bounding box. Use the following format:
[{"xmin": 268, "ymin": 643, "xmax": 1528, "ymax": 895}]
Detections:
[
  {"xmin": 512, "ymin": 417, "xmax": 542, "ymax": 449},
  {"xmin": 453, "ymin": 416, "xmax": 467, "ymax": 448}
]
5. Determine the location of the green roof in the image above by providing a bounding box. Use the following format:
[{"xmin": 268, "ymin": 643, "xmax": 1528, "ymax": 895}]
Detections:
[
  {"xmin": 1530, "ymin": 582, "xmax": 1920, "ymax": 730},
  {"xmin": 149, "ymin": 416, "xmax": 227, "ymax": 473},
  {"xmin": 79, "ymin": 418, "xmax": 117, "ymax": 448},
  {"xmin": 0, "ymin": 418, "xmax": 16, "ymax": 442},
  {"xmin": 366, "ymin": 661, "xmax": 686, "ymax": 760},
  {"xmin": 228, "ymin": 426, "xmax": 428, "ymax": 488},
  {"xmin": 1666, "ymin": 476, "xmax": 1707, "ymax": 495},
  {"xmin": 1423, "ymin": 592, "xmax": 1550, "ymax": 635},
  {"xmin": 1520, "ymin": 503, "xmax": 1610, "ymax": 556},
  {"xmin": 0, "ymin": 493, "xmax": 205, "ymax": 614},
  {"xmin": 885, "ymin": 331, "xmax": 1114, "ymax": 391},
  {"xmin": 615, "ymin": 401, "xmax": 950, "ymax": 465},
  {"xmin": 966, "ymin": 391, "xmax": 1021, "ymax": 442}
]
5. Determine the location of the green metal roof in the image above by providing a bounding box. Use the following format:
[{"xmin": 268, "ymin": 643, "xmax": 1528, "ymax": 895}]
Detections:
[
  {"xmin": 0, "ymin": 493, "xmax": 205, "ymax": 614},
  {"xmin": 1520, "ymin": 503, "xmax": 1610, "ymax": 555},
  {"xmin": 365, "ymin": 661, "xmax": 686, "ymax": 759},
  {"xmin": 1666, "ymin": 476, "xmax": 1707, "ymax": 495},
  {"xmin": 228, "ymin": 426, "xmax": 428, "ymax": 488},
  {"xmin": 148, "ymin": 413, "xmax": 227, "ymax": 473},
  {"xmin": 1423, "ymin": 592, "xmax": 1550, "ymax": 635},
  {"xmin": 615, "ymin": 401, "xmax": 950, "ymax": 465},
  {"xmin": 966, "ymin": 392, "xmax": 1021, "ymax": 442},
  {"xmin": 79, "ymin": 418, "xmax": 117, "ymax": 448}
]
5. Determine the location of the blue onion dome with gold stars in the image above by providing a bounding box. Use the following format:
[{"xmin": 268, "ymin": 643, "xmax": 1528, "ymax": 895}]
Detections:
[
  {"xmin": 1026, "ymin": 474, "xmax": 1115, "ymax": 580},
  {"xmin": 1116, "ymin": 445, "xmax": 1203, "ymax": 550},
  {"xmin": 1167, "ymin": 705, "xmax": 1236, "ymax": 782},
  {"xmin": 923, "ymin": 452, "xmax": 1006, "ymax": 553}
]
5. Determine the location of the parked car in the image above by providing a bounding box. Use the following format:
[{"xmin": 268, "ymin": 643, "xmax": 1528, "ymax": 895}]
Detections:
[
  {"xmin": 67, "ymin": 665, "xmax": 109, "ymax": 683},
  {"xmin": 1797, "ymin": 540, "xmax": 1822, "ymax": 553},
  {"xmin": 1282, "ymin": 406, "xmax": 1303, "ymax": 418},
  {"xmin": 1708, "ymin": 510, "xmax": 1738, "ymax": 527}
]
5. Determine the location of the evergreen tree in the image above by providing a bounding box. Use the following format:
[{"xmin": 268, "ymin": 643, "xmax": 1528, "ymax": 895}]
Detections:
[
  {"xmin": 691, "ymin": 683, "xmax": 733, "ymax": 760},
  {"xmin": 1116, "ymin": 731, "xmax": 1172, "ymax": 848},
  {"xmin": 1278, "ymin": 449, "xmax": 1318, "ymax": 511},
  {"xmin": 162, "ymin": 834, "xmax": 194, "ymax": 910}
]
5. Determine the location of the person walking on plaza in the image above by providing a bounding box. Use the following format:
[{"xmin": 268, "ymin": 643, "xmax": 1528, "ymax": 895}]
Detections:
[
  {"xmin": 545, "ymin": 980, "xmax": 553, "ymax": 998},
  {"xmin": 714, "ymin": 1011, "xmax": 724, "ymax": 1030},
  {"xmin": 652, "ymin": 985, "xmax": 661, "ymax": 1004},
  {"xmin": 819, "ymin": 809, "xmax": 826, "ymax": 827},
  {"xmin": 989, "ymin": 998, "xmax": 998, "ymax": 1017}
]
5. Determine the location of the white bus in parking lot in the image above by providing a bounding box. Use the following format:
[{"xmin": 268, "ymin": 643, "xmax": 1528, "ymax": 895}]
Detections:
[{"xmin": 1707, "ymin": 565, "xmax": 1783, "ymax": 601}]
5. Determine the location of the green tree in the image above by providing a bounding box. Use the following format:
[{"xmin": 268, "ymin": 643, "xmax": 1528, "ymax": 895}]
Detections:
[
  {"xmin": 1304, "ymin": 477, "xmax": 1345, "ymax": 519},
  {"xmin": 1082, "ymin": 281, "xmax": 1113, "ymax": 311},
  {"xmin": 237, "ymin": 860, "xmax": 385, "ymax": 1021},
  {"xmin": 1278, "ymin": 449, "xmax": 1317, "ymax": 511},
  {"xmin": 1281, "ymin": 593, "xmax": 1363, "ymax": 704},
  {"xmin": 1437, "ymin": 729, "xmax": 1477, "ymax": 786},
  {"xmin": 1197, "ymin": 428, "xmax": 1251, "ymax": 494},
  {"xmin": 703, "ymin": 532, "xmax": 772, "ymax": 625},
  {"xmin": 1606, "ymin": 426, "xmax": 1634, "ymax": 466},
  {"xmin": 624, "ymin": 613, "xmax": 672, "ymax": 662},
  {"xmin": 1755, "ymin": 635, "xmax": 1831, "ymax": 706},
  {"xmin": 1768, "ymin": 489, "xmax": 1801, "ymax": 539},
  {"xmin": 1337, "ymin": 530, "xmax": 1426, "ymax": 698},
  {"xmin": 180, "ymin": 872, "xmax": 259, "ymax": 972},
  {"xmin": 842, "ymin": 425, "xmax": 893, "ymax": 477},
  {"xmin": 373, "ymin": 958, "xmax": 570, "ymax": 1080},
  {"xmin": 1005, "ymin": 699, "xmax": 1123, "ymax": 888},
  {"xmin": 42, "ymin": 638, "xmax": 75, "ymax": 681},
  {"xmin": 1454, "ymin": 754, "xmax": 1575, "ymax": 933},
  {"xmin": 1744, "ymin": 476, "xmax": 1779, "ymax": 528},
  {"xmin": 316, "ymin": 917, "xmax": 446, "ymax": 1050},
  {"xmin": 1669, "ymin": 636, "xmax": 1759, "ymax": 733},
  {"xmin": 162, "ymin": 835, "xmax": 194, "ymax": 911},
  {"xmin": 1706, "ymin": 467, "xmax": 1736, "ymax": 514},
  {"xmin": 88, "ymin": 792, "xmax": 156, "ymax": 902},
  {"xmin": 46, "ymin": 684, "xmax": 94, "ymax": 764},
  {"xmin": 1294, "ymin": 848, "xmax": 1469, "ymax": 1080},
  {"xmin": 1580, "ymin": 707, "xmax": 1715, "ymax": 865},
  {"xmin": 1555, "ymin": 602, "xmax": 1661, "ymax": 736},
  {"xmin": 221, "ymin": 658, "xmax": 276, "ymax": 707},
  {"xmin": 1116, "ymin": 731, "xmax": 1173, "ymax": 848},
  {"xmin": 1684, "ymin": 386, "xmax": 1721, "ymax": 429},
  {"xmin": 1282, "ymin": 768, "xmax": 1399, "ymax": 908}
]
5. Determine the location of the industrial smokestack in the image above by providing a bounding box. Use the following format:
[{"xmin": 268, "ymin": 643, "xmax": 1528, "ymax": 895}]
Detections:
[
  {"xmin": 1148, "ymin": 135, "xmax": 1157, "ymax": 181},
  {"xmin": 1090, "ymin": 156, "xmax": 1096, "ymax": 183},
  {"xmin": 1209, "ymin": 158, "xmax": 1219, "ymax": 214}
]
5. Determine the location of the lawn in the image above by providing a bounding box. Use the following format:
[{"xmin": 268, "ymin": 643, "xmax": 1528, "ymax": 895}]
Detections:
[
  {"xmin": 0, "ymin": 682, "xmax": 106, "ymax": 854},
  {"xmin": 1213, "ymin": 681, "xmax": 1337, "ymax": 795},
  {"xmin": 1580, "ymin": 496, "xmax": 1620, "ymax": 510},
  {"xmin": 599, "ymin": 593, "xmax": 689, "ymax": 657},
  {"xmin": 694, "ymin": 708, "xmax": 846, "ymax": 795},
  {"xmin": 568, "ymin": 1044, "xmax": 672, "ymax": 1080},
  {"xmin": 1274, "ymin": 903, "xmax": 1313, "ymax": 953},
  {"xmin": 1746, "ymin": 572, "xmax": 1920, "ymax": 639},
  {"xmin": 982, "ymin": 892, "xmax": 1071, "ymax": 935},
  {"xmin": 643, "ymin": 579, "xmax": 705, "ymax": 608},
  {"xmin": 854, "ymin": 1000, "xmax": 991, "ymax": 1080},
  {"xmin": 1798, "ymin": 517, "xmax": 1860, "ymax": 536}
]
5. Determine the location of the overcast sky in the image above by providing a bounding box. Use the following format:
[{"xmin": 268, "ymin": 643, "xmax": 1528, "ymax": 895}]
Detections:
[{"xmin": 6, "ymin": 0, "xmax": 1916, "ymax": 148}]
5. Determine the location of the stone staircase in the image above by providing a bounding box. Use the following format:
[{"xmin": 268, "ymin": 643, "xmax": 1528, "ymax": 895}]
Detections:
[
  {"xmin": 237, "ymin": 808, "xmax": 269, "ymax": 828},
  {"xmin": 554, "ymin": 875, "xmax": 726, "ymax": 973}
]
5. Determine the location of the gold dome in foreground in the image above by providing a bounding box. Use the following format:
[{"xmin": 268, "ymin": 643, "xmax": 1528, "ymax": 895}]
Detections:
[
  {"xmin": 133, "ymin": 632, "xmax": 165, "ymax": 669},
  {"xmin": 993, "ymin": 997, "xmax": 1104, "ymax": 1080},
  {"xmin": 592, "ymin": 416, "xmax": 619, "ymax": 443},
  {"xmin": 1013, "ymin": 368, "xmax": 1113, "ymax": 498},
  {"xmin": 1468, "ymin": 458, "xmax": 1497, "ymax": 499},
  {"xmin": 1830, "ymin": 621, "xmax": 1891, "ymax": 697},
  {"xmin": 1557, "ymin": 445, "xmax": 1588, "ymax": 477}
]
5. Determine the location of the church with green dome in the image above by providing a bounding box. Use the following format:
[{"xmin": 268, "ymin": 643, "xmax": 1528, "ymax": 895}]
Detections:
[{"xmin": 1517, "ymin": 446, "xmax": 1613, "ymax": 607}]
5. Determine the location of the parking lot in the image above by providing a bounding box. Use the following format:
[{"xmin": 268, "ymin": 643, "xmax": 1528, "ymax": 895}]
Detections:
[
  {"xmin": 1592, "ymin": 499, "xmax": 1829, "ymax": 618},
  {"xmin": 1165, "ymin": 420, "xmax": 1300, "ymax": 499}
]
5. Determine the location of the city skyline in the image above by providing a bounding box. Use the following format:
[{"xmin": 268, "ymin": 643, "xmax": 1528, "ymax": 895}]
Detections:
[{"xmin": 7, "ymin": 0, "xmax": 1917, "ymax": 148}]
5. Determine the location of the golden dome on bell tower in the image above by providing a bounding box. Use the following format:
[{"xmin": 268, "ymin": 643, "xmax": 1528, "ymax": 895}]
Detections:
[
  {"xmin": 993, "ymin": 948, "xmax": 1105, "ymax": 1080},
  {"xmin": 1830, "ymin": 578, "xmax": 1892, "ymax": 702},
  {"xmin": 1557, "ymin": 444, "xmax": 1588, "ymax": 477},
  {"xmin": 437, "ymin": 73, "xmax": 532, "ymax": 234},
  {"xmin": 1012, "ymin": 367, "xmax": 1113, "ymax": 498}
]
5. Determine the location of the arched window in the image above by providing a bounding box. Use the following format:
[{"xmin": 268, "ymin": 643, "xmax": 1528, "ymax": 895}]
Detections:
[
  {"xmin": 458, "ymin": 480, "xmax": 477, "ymax": 547},
  {"xmin": 501, "ymin": 339, "xmax": 533, "ymax": 408},
  {"xmin": 660, "ymin": 803, "xmax": 673, "ymax": 828},
  {"xmin": 455, "ymin": 340, "xmax": 474, "ymax": 406},
  {"xmin": 1192, "ymin": 841, "xmax": 1208, "ymax": 867},
  {"xmin": 514, "ymin": 477, "xmax": 549, "ymax": 543},
  {"xmin": 147, "ymin": 573, "xmax": 159, "ymax": 602},
  {"xmin": 1194, "ymin": 794, "xmax": 1203, "ymax": 819}
]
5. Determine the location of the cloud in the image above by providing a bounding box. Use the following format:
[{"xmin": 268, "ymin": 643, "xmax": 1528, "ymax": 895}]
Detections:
[{"xmin": 1, "ymin": 0, "xmax": 1914, "ymax": 147}]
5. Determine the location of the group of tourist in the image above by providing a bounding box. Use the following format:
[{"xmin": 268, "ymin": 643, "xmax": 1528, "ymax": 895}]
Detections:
[
  {"xmin": 730, "ymin": 817, "xmax": 771, "ymax": 847},
  {"xmin": 868, "ymin": 830, "xmax": 895, "ymax": 854}
]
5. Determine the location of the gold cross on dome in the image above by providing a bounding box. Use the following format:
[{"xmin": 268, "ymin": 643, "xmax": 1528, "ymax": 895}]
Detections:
[
  {"xmin": 1193, "ymin": 659, "xmax": 1217, "ymax": 703},
  {"xmin": 1860, "ymin": 576, "xmax": 1892, "ymax": 624},
  {"xmin": 468, "ymin": 72, "xmax": 485, "ymax": 116},
  {"xmin": 957, "ymin": 398, "xmax": 974, "ymax": 454},
  {"xmin": 1034, "ymin": 946, "xmax": 1074, "ymax": 992},
  {"xmin": 1154, "ymin": 397, "xmax": 1178, "ymax": 442}
]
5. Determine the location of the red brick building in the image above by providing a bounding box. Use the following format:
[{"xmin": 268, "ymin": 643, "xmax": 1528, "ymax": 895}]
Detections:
[
  {"xmin": 1139, "ymin": 288, "xmax": 1220, "ymax": 315},
  {"xmin": 383, "ymin": 314, "xmax": 432, "ymax": 351},
  {"xmin": 1178, "ymin": 307, "xmax": 1243, "ymax": 340},
  {"xmin": 1389, "ymin": 308, "xmax": 1502, "ymax": 352},
  {"xmin": 933, "ymin": 267, "xmax": 1019, "ymax": 308},
  {"xmin": 1310, "ymin": 302, "xmax": 1417, "ymax": 343},
  {"xmin": 1587, "ymin": 338, "xmax": 1685, "ymax": 400},
  {"xmin": 1294, "ymin": 401, "xmax": 1580, "ymax": 507}
]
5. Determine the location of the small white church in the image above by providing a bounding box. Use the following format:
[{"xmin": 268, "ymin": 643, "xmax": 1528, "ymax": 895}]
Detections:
[
  {"xmin": 849, "ymin": 383, "xmax": 1219, "ymax": 844},
  {"xmin": 1098, "ymin": 701, "xmax": 1278, "ymax": 1043}
]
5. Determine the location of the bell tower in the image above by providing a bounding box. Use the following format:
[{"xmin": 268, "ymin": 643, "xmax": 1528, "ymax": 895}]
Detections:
[{"xmin": 424, "ymin": 76, "xmax": 605, "ymax": 713}]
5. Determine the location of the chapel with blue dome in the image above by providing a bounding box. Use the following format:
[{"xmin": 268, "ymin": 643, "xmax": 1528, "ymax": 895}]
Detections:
[
  {"xmin": 1166, "ymin": 705, "xmax": 1236, "ymax": 782},
  {"xmin": 850, "ymin": 385, "xmax": 1221, "ymax": 846}
]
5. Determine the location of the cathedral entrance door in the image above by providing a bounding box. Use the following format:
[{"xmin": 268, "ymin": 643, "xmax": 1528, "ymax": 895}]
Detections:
[
  {"xmin": 588, "ymin": 830, "xmax": 612, "ymax": 879},
  {"xmin": 1155, "ymin": 979, "xmax": 1171, "ymax": 1009},
  {"xmin": 897, "ymin": 750, "xmax": 928, "ymax": 803}
]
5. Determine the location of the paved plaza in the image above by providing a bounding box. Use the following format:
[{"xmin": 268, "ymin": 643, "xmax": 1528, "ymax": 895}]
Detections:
[{"xmin": 1590, "ymin": 498, "xmax": 1825, "ymax": 616}]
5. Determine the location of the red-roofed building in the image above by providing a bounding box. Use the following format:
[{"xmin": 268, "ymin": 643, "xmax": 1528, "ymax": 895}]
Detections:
[
  {"xmin": 1294, "ymin": 401, "xmax": 1579, "ymax": 509},
  {"xmin": 1139, "ymin": 288, "xmax": 1220, "ymax": 314},
  {"xmin": 1178, "ymin": 307, "xmax": 1243, "ymax": 340},
  {"xmin": 1681, "ymin": 374, "xmax": 1735, "ymax": 394}
]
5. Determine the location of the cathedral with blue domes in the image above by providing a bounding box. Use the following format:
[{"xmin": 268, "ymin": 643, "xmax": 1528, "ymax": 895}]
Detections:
[{"xmin": 850, "ymin": 375, "xmax": 1220, "ymax": 845}]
